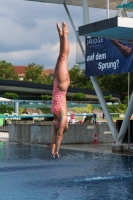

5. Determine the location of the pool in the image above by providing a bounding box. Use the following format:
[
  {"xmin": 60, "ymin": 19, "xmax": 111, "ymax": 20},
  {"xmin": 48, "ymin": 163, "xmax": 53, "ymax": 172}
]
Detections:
[{"xmin": 0, "ymin": 142, "xmax": 133, "ymax": 200}]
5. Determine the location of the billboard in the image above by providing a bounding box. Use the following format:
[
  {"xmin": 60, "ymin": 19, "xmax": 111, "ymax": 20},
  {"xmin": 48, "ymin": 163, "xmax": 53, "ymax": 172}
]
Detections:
[{"xmin": 85, "ymin": 37, "xmax": 133, "ymax": 76}]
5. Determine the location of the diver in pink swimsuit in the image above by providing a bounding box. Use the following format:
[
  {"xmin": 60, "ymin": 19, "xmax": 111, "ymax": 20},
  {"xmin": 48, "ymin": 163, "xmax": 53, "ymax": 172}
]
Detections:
[
  {"xmin": 51, "ymin": 22, "xmax": 70, "ymax": 158},
  {"xmin": 51, "ymin": 78, "xmax": 66, "ymax": 118}
]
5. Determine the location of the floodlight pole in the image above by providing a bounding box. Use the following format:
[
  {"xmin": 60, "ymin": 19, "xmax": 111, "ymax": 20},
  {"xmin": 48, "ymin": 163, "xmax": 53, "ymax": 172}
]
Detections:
[
  {"xmin": 63, "ymin": 2, "xmax": 85, "ymax": 56},
  {"xmin": 82, "ymin": 0, "xmax": 118, "ymax": 143},
  {"xmin": 106, "ymin": 0, "xmax": 109, "ymax": 19}
]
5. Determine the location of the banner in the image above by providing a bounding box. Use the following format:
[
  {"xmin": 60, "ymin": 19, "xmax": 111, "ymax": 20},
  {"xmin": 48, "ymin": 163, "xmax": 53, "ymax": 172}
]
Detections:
[{"xmin": 85, "ymin": 37, "xmax": 133, "ymax": 76}]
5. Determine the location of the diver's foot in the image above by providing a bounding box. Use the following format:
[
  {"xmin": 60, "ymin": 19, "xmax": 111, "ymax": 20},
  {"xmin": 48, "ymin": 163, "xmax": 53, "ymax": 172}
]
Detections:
[
  {"xmin": 62, "ymin": 21, "xmax": 69, "ymax": 35},
  {"xmin": 57, "ymin": 22, "xmax": 63, "ymax": 36},
  {"xmin": 54, "ymin": 152, "xmax": 59, "ymax": 158},
  {"xmin": 52, "ymin": 154, "xmax": 55, "ymax": 159}
]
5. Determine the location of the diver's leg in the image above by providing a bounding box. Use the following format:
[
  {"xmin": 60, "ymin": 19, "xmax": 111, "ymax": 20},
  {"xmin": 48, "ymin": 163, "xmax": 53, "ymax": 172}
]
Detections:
[{"xmin": 54, "ymin": 22, "xmax": 70, "ymax": 90}]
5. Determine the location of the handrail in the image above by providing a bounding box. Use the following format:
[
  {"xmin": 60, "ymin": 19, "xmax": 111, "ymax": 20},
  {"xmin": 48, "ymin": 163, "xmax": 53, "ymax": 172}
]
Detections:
[{"xmin": 2, "ymin": 113, "xmax": 94, "ymax": 119}]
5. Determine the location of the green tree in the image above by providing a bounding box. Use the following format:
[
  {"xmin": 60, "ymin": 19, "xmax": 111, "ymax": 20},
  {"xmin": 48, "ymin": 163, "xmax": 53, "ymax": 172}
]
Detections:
[
  {"xmin": 24, "ymin": 62, "xmax": 44, "ymax": 83},
  {"xmin": 69, "ymin": 65, "xmax": 93, "ymax": 89},
  {"xmin": 72, "ymin": 92, "xmax": 86, "ymax": 102},
  {"xmin": 0, "ymin": 105, "xmax": 14, "ymax": 114},
  {"xmin": 0, "ymin": 60, "xmax": 19, "ymax": 80},
  {"xmin": 123, "ymin": 95, "xmax": 131, "ymax": 105},
  {"xmin": 41, "ymin": 94, "xmax": 52, "ymax": 100},
  {"xmin": 24, "ymin": 62, "xmax": 53, "ymax": 85},
  {"xmin": 72, "ymin": 104, "xmax": 93, "ymax": 113},
  {"xmin": 97, "ymin": 73, "xmax": 133, "ymax": 102},
  {"xmin": 4, "ymin": 92, "xmax": 18, "ymax": 99},
  {"xmin": 104, "ymin": 94, "xmax": 112, "ymax": 101},
  {"xmin": 44, "ymin": 75, "xmax": 53, "ymax": 85}
]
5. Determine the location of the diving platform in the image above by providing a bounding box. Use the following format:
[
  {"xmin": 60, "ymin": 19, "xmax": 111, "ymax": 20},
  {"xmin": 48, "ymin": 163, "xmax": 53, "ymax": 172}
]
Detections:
[{"xmin": 79, "ymin": 16, "xmax": 133, "ymax": 41}]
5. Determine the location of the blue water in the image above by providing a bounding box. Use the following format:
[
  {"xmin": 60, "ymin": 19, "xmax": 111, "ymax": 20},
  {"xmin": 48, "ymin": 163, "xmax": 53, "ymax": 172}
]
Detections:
[{"xmin": 0, "ymin": 142, "xmax": 133, "ymax": 200}]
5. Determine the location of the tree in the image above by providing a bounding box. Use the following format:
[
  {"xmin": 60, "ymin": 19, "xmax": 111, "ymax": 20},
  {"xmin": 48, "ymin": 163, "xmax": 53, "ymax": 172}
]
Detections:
[
  {"xmin": 24, "ymin": 62, "xmax": 53, "ymax": 85},
  {"xmin": 0, "ymin": 105, "xmax": 14, "ymax": 114},
  {"xmin": 24, "ymin": 62, "xmax": 44, "ymax": 83},
  {"xmin": 69, "ymin": 66, "xmax": 133, "ymax": 102},
  {"xmin": 41, "ymin": 94, "xmax": 52, "ymax": 101},
  {"xmin": 0, "ymin": 60, "xmax": 19, "ymax": 80},
  {"xmin": 43, "ymin": 74, "xmax": 53, "ymax": 85},
  {"xmin": 4, "ymin": 92, "xmax": 18, "ymax": 99},
  {"xmin": 69, "ymin": 65, "xmax": 93, "ymax": 89},
  {"xmin": 123, "ymin": 95, "xmax": 131, "ymax": 106},
  {"xmin": 97, "ymin": 73, "xmax": 133, "ymax": 102},
  {"xmin": 72, "ymin": 92, "xmax": 86, "ymax": 102},
  {"xmin": 104, "ymin": 94, "xmax": 112, "ymax": 102}
]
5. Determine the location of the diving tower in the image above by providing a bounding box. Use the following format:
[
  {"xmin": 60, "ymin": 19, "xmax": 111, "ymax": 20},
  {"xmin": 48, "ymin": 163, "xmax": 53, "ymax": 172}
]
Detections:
[{"xmin": 26, "ymin": 0, "xmax": 133, "ymax": 146}]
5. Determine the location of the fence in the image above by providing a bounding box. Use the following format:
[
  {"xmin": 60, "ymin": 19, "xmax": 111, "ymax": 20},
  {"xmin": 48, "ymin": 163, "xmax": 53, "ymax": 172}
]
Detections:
[{"xmin": 0, "ymin": 125, "xmax": 8, "ymax": 132}]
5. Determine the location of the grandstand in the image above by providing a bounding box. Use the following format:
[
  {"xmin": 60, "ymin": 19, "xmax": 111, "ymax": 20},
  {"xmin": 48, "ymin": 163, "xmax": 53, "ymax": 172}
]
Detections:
[{"xmin": 0, "ymin": 79, "xmax": 120, "ymax": 104}]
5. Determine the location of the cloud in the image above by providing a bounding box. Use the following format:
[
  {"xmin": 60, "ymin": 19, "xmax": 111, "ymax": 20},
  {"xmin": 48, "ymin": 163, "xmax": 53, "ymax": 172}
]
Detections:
[
  {"xmin": 0, "ymin": 0, "xmax": 81, "ymax": 68},
  {"xmin": 0, "ymin": 0, "xmax": 120, "ymax": 69},
  {"xmin": 0, "ymin": 40, "xmax": 76, "ymax": 69}
]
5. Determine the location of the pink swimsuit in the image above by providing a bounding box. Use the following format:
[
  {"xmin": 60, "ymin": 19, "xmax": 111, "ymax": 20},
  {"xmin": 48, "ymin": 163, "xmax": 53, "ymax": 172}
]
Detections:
[{"xmin": 51, "ymin": 79, "xmax": 66, "ymax": 117}]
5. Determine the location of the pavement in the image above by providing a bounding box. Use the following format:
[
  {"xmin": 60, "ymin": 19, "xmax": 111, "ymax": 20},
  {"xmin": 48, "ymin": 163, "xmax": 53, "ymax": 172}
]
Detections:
[{"xmin": 0, "ymin": 131, "xmax": 9, "ymax": 142}]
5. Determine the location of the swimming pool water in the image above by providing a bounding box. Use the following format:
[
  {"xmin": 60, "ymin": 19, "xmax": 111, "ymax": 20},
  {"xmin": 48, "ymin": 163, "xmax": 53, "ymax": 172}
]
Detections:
[{"xmin": 0, "ymin": 142, "xmax": 133, "ymax": 200}]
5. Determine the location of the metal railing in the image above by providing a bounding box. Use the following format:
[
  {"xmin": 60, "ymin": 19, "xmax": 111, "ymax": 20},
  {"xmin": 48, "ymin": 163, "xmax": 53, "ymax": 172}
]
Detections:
[{"xmin": 0, "ymin": 125, "xmax": 8, "ymax": 132}]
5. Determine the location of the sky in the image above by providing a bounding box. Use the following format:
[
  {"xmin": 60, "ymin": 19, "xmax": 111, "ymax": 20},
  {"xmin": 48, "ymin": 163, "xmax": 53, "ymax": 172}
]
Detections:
[{"xmin": 0, "ymin": 0, "xmax": 118, "ymax": 69}]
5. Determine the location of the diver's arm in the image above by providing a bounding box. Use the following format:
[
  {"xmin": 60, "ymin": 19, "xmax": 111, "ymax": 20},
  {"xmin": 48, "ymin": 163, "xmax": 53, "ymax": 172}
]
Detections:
[{"xmin": 111, "ymin": 40, "xmax": 132, "ymax": 58}]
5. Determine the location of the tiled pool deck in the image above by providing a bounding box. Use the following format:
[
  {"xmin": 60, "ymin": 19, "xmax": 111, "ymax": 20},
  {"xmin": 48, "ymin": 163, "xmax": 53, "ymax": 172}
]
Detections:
[{"xmin": 0, "ymin": 132, "xmax": 133, "ymax": 200}]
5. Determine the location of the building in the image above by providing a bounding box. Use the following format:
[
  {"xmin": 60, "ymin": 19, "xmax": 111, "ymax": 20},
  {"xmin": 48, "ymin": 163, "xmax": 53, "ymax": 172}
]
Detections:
[
  {"xmin": 12, "ymin": 66, "xmax": 54, "ymax": 81},
  {"xmin": 0, "ymin": 79, "xmax": 121, "ymax": 103}
]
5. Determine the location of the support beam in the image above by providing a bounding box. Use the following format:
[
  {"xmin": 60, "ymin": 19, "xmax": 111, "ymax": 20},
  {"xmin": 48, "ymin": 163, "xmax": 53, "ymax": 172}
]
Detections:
[
  {"xmin": 63, "ymin": 2, "xmax": 85, "ymax": 56},
  {"xmin": 116, "ymin": 0, "xmax": 128, "ymax": 17},
  {"xmin": 117, "ymin": 92, "xmax": 133, "ymax": 143},
  {"xmin": 82, "ymin": 0, "xmax": 118, "ymax": 143},
  {"xmin": 115, "ymin": 0, "xmax": 128, "ymax": 16}
]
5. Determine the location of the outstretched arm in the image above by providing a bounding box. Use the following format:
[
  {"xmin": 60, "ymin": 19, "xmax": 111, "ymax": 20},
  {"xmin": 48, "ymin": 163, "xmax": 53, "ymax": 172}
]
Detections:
[
  {"xmin": 111, "ymin": 40, "xmax": 132, "ymax": 58},
  {"xmin": 51, "ymin": 124, "xmax": 57, "ymax": 156},
  {"xmin": 55, "ymin": 115, "xmax": 67, "ymax": 153}
]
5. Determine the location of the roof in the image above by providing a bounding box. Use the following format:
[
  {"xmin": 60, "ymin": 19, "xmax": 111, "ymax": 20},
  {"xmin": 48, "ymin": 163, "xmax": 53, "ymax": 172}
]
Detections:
[
  {"xmin": 0, "ymin": 79, "xmax": 120, "ymax": 102},
  {"xmin": 12, "ymin": 66, "xmax": 27, "ymax": 77},
  {"xmin": 12, "ymin": 66, "xmax": 54, "ymax": 77},
  {"xmin": 42, "ymin": 69, "xmax": 54, "ymax": 76},
  {"xmin": 27, "ymin": 0, "xmax": 133, "ymax": 10}
]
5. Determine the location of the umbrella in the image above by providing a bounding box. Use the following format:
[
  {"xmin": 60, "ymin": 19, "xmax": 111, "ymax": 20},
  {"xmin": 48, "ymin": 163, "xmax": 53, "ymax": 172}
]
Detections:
[
  {"xmin": 116, "ymin": 2, "xmax": 133, "ymax": 9},
  {"xmin": 0, "ymin": 97, "xmax": 12, "ymax": 102}
]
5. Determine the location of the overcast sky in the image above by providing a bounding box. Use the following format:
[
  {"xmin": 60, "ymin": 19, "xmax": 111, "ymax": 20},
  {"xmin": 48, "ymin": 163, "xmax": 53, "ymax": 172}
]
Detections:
[{"xmin": 0, "ymin": 0, "xmax": 118, "ymax": 69}]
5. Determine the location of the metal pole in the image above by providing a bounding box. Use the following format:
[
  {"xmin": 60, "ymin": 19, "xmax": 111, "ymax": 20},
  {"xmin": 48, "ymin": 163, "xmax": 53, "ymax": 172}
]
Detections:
[
  {"xmin": 115, "ymin": 0, "xmax": 128, "ymax": 16},
  {"xmin": 106, "ymin": 0, "xmax": 109, "ymax": 19},
  {"xmin": 118, "ymin": 92, "xmax": 133, "ymax": 143},
  {"xmin": 116, "ymin": 0, "xmax": 128, "ymax": 17},
  {"xmin": 128, "ymin": 73, "xmax": 130, "ymax": 103},
  {"xmin": 82, "ymin": 0, "xmax": 118, "ymax": 143},
  {"xmin": 14, "ymin": 102, "xmax": 19, "ymax": 114},
  {"xmin": 128, "ymin": 72, "xmax": 130, "ymax": 151},
  {"xmin": 63, "ymin": 2, "xmax": 85, "ymax": 56}
]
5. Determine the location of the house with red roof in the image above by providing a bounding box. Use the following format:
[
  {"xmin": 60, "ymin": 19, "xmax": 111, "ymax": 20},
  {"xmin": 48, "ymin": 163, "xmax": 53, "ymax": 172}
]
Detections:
[{"xmin": 12, "ymin": 66, "xmax": 54, "ymax": 81}]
